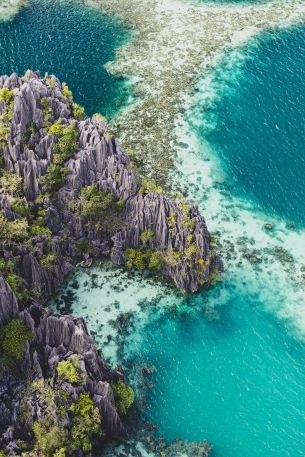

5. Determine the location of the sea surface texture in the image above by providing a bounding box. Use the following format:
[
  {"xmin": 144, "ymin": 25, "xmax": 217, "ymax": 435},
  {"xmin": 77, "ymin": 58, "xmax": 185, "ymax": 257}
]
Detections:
[
  {"xmin": 0, "ymin": 0, "xmax": 129, "ymax": 116},
  {"xmin": 203, "ymin": 26, "xmax": 305, "ymax": 226},
  {"xmin": 2, "ymin": 1, "xmax": 305, "ymax": 456}
]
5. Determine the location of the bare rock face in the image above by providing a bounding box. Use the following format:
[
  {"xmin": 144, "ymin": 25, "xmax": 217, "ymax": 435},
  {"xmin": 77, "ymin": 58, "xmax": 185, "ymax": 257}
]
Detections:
[
  {"xmin": 0, "ymin": 72, "xmax": 219, "ymax": 455},
  {"xmin": 112, "ymin": 192, "xmax": 222, "ymax": 292},
  {"xmin": 0, "ymin": 277, "xmax": 18, "ymax": 325},
  {"xmin": 0, "ymin": 70, "xmax": 222, "ymax": 297},
  {"xmin": 0, "ymin": 279, "xmax": 126, "ymax": 454}
]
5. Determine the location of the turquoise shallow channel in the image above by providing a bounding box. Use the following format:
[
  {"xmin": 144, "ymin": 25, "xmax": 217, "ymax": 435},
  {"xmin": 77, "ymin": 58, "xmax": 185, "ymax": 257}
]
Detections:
[
  {"xmin": 6, "ymin": 1, "xmax": 301, "ymax": 456},
  {"xmin": 0, "ymin": 0, "xmax": 129, "ymax": 117}
]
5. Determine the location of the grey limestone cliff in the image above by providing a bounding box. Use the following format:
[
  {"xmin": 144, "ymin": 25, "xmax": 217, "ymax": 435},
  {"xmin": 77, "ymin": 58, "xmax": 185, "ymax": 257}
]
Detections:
[
  {"xmin": 0, "ymin": 70, "xmax": 222, "ymax": 298},
  {"xmin": 0, "ymin": 70, "xmax": 220, "ymax": 456}
]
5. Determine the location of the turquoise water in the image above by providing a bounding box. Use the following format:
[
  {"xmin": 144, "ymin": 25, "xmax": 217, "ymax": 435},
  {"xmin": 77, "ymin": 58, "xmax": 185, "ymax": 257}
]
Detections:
[
  {"xmin": 18, "ymin": 4, "xmax": 304, "ymax": 456},
  {"xmin": 201, "ymin": 26, "xmax": 305, "ymax": 226},
  {"xmin": 0, "ymin": 0, "xmax": 128, "ymax": 117},
  {"xmin": 131, "ymin": 284, "xmax": 305, "ymax": 457}
]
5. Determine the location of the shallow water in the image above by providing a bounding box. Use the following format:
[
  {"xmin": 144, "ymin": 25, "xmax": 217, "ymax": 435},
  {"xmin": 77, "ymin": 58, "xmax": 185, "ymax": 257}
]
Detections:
[
  {"xmin": 31, "ymin": 4, "xmax": 305, "ymax": 457},
  {"xmin": 0, "ymin": 0, "xmax": 129, "ymax": 117},
  {"xmin": 134, "ymin": 285, "xmax": 305, "ymax": 457}
]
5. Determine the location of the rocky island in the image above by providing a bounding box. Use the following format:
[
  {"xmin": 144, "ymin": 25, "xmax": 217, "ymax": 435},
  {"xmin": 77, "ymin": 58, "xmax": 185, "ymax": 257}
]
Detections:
[{"xmin": 0, "ymin": 71, "xmax": 221, "ymax": 456}]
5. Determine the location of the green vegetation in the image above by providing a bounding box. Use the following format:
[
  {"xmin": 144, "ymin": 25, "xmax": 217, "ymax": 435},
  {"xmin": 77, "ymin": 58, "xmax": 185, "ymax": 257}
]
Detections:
[
  {"xmin": 40, "ymin": 120, "xmax": 79, "ymax": 193},
  {"xmin": 80, "ymin": 184, "xmax": 114, "ymax": 218},
  {"xmin": 30, "ymin": 223, "xmax": 52, "ymax": 238},
  {"xmin": 47, "ymin": 121, "xmax": 79, "ymax": 166},
  {"xmin": 40, "ymin": 163, "xmax": 68, "ymax": 193},
  {"xmin": 139, "ymin": 178, "xmax": 164, "ymax": 195},
  {"xmin": 0, "ymin": 171, "xmax": 23, "ymax": 196},
  {"xmin": 140, "ymin": 229, "xmax": 154, "ymax": 247},
  {"xmin": 0, "ymin": 213, "xmax": 29, "ymax": 243},
  {"xmin": 167, "ymin": 211, "xmax": 177, "ymax": 235},
  {"xmin": 39, "ymin": 97, "xmax": 53, "ymax": 128},
  {"xmin": 110, "ymin": 379, "xmax": 134, "ymax": 416},
  {"xmin": 125, "ymin": 248, "xmax": 148, "ymax": 269},
  {"xmin": 0, "ymin": 88, "xmax": 14, "ymax": 105},
  {"xmin": 62, "ymin": 83, "xmax": 73, "ymax": 101},
  {"xmin": 69, "ymin": 184, "xmax": 125, "ymax": 235},
  {"xmin": 76, "ymin": 239, "xmax": 94, "ymax": 256},
  {"xmin": 11, "ymin": 198, "xmax": 30, "ymax": 217},
  {"xmin": 26, "ymin": 380, "xmax": 101, "ymax": 456},
  {"xmin": 0, "ymin": 256, "xmax": 30, "ymax": 302},
  {"xmin": 72, "ymin": 103, "xmax": 85, "ymax": 120},
  {"xmin": 124, "ymin": 247, "xmax": 164, "ymax": 271},
  {"xmin": 48, "ymin": 121, "xmax": 64, "ymax": 136},
  {"xmin": 0, "ymin": 88, "xmax": 14, "ymax": 151},
  {"xmin": 0, "ymin": 319, "xmax": 34, "ymax": 360},
  {"xmin": 40, "ymin": 252, "xmax": 56, "ymax": 271},
  {"xmin": 164, "ymin": 248, "xmax": 180, "ymax": 267},
  {"xmin": 53, "ymin": 449, "xmax": 66, "ymax": 457},
  {"xmin": 23, "ymin": 121, "xmax": 37, "ymax": 144},
  {"xmin": 69, "ymin": 393, "xmax": 101, "ymax": 453},
  {"xmin": 148, "ymin": 251, "xmax": 164, "ymax": 270},
  {"xmin": 56, "ymin": 357, "xmax": 85, "ymax": 385}
]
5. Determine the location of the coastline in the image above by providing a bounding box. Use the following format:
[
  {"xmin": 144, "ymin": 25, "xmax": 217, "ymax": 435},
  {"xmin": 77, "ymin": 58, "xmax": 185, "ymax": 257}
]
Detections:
[
  {"xmin": 84, "ymin": 0, "xmax": 305, "ymax": 186},
  {"xmin": 79, "ymin": 0, "xmax": 305, "ymax": 338}
]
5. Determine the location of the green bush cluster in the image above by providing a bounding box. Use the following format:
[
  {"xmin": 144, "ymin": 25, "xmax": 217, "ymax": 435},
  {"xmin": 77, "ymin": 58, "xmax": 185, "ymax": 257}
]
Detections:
[
  {"xmin": 0, "ymin": 88, "xmax": 14, "ymax": 149},
  {"xmin": 52, "ymin": 122, "xmax": 79, "ymax": 165},
  {"xmin": 22, "ymin": 121, "xmax": 37, "ymax": 144},
  {"xmin": 0, "ymin": 319, "xmax": 34, "ymax": 360},
  {"xmin": 140, "ymin": 229, "xmax": 154, "ymax": 247},
  {"xmin": 0, "ymin": 257, "xmax": 31, "ymax": 302},
  {"xmin": 69, "ymin": 393, "xmax": 101, "ymax": 453},
  {"xmin": 139, "ymin": 178, "xmax": 164, "ymax": 195},
  {"xmin": 110, "ymin": 379, "xmax": 134, "ymax": 416},
  {"xmin": 40, "ymin": 163, "xmax": 68, "ymax": 193},
  {"xmin": 0, "ymin": 213, "xmax": 29, "ymax": 243},
  {"xmin": 80, "ymin": 184, "xmax": 114, "ymax": 219},
  {"xmin": 11, "ymin": 198, "xmax": 30, "ymax": 217},
  {"xmin": 40, "ymin": 121, "xmax": 78, "ymax": 193},
  {"xmin": 0, "ymin": 170, "xmax": 23, "ymax": 196},
  {"xmin": 56, "ymin": 357, "xmax": 85, "ymax": 385},
  {"xmin": 72, "ymin": 103, "xmax": 85, "ymax": 120},
  {"xmin": 124, "ymin": 247, "xmax": 164, "ymax": 271},
  {"xmin": 70, "ymin": 184, "xmax": 125, "ymax": 235},
  {"xmin": 40, "ymin": 97, "xmax": 53, "ymax": 128},
  {"xmin": 40, "ymin": 252, "xmax": 57, "ymax": 271},
  {"xmin": 28, "ymin": 380, "xmax": 102, "ymax": 456},
  {"xmin": 164, "ymin": 248, "xmax": 180, "ymax": 267},
  {"xmin": 62, "ymin": 83, "xmax": 73, "ymax": 101}
]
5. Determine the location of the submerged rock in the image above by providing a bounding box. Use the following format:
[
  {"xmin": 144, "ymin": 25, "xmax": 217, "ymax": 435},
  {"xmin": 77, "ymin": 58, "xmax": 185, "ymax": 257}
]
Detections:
[{"xmin": 0, "ymin": 71, "xmax": 220, "ymax": 455}]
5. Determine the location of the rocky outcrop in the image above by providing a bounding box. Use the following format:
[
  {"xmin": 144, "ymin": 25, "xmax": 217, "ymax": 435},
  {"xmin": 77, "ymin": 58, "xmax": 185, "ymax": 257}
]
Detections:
[
  {"xmin": 0, "ymin": 71, "xmax": 219, "ymax": 454},
  {"xmin": 0, "ymin": 278, "xmax": 126, "ymax": 455},
  {"xmin": 0, "ymin": 70, "xmax": 221, "ymax": 297}
]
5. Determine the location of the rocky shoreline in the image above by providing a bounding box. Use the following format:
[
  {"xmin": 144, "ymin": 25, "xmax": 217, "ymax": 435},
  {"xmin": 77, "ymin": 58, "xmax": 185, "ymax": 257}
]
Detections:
[{"xmin": 0, "ymin": 70, "xmax": 221, "ymax": 455}]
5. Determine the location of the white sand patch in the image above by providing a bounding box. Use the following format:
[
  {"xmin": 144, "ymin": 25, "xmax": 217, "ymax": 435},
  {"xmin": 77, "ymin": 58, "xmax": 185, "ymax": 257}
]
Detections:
[
  {"xmin": 80, "ymin": 0, "xmax": 305, "ymax": 339},
  {"xmin": 0, "ymin": 0, "xmax": 26, "ymax": 21},
  {"xmin": 50, "ymin": 262, "xmax": 179, "ymax": 365}
]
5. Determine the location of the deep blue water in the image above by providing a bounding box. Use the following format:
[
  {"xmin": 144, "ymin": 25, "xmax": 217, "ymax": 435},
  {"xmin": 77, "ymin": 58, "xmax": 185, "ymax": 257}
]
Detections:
[
  {"xmin": 201, "ymin": 26, "xmax": 305, "ymax": 226},
  {"xmin": 9, "ymin": 2, "xmax": 303, "ymax": 456},
  {"xmin": 0, "ymin": 0, "xmax": 128, "ymax": 117}
]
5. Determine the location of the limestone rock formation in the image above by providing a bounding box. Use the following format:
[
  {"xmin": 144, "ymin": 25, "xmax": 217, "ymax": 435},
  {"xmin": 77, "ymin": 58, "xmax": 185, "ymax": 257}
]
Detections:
[
  {"xmin": 0, "ymin": 70, "xmax": 220, "ymax": 454},
  {"xmin": 0, "ymin": 278, "xmax": 126, "ymax": 455},
  {"xmin": 0, "ymin": 70, "xmax": 221, "ymax": 297}
]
